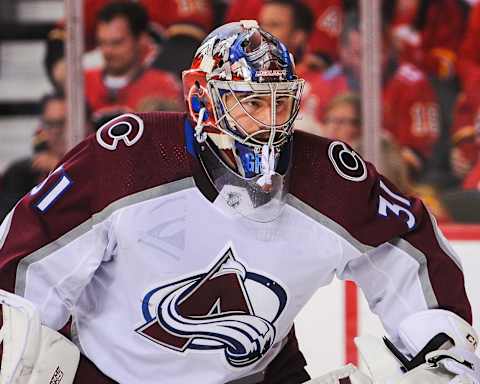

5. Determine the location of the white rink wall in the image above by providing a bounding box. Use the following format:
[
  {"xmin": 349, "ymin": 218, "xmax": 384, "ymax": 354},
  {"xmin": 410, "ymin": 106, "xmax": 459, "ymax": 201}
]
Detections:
[{"xmin": 295, "ymin": 238, "xmax": 480, "ymax": 379}]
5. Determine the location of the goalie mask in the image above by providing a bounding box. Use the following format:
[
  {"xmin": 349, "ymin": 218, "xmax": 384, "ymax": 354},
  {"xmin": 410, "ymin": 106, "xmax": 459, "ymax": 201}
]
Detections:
[{"xmin": 183, "ymin": 20, "xmax": 304, "ymax": 222}]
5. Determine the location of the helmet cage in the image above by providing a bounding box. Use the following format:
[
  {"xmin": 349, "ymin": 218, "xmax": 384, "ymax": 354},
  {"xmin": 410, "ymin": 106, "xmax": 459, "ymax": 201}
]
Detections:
[{"xmin": 208, "ymin": 79, "xmax": 304, "ymax": 149}]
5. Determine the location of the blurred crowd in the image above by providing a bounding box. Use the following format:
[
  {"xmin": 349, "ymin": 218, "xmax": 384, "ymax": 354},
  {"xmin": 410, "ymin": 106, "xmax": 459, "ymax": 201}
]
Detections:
[{"xmin": 1, "ymin": 0, "xmax": 480, "ymax": 222}]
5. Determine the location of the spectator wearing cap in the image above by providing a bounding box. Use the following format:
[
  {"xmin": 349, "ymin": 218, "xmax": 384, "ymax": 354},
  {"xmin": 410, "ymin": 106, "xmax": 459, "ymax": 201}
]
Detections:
[{"xmin": 85, "ymin": 1, "xmax": 183, "ymax": 121}]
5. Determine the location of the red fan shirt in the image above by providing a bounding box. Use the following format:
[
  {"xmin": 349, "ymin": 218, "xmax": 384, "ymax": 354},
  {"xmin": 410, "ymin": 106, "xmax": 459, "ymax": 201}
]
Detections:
[
  {"xmin": 394, "ymin": 0, "xmax": 466, "ymax": 79},
  {"xmin": 225, "ymin": 0, "xmax": 343, "ymax": 62},
  {"xmin": 299, "ymin": 65, "xmax": 349, "ymax": 124},
  {"xmin": 303, "ymin": 0, "xmax": 343, "ymax": 62},
  {"xmin": 458, "ymin": 3, "xmax": 480, "ymax": 89},
  {"xmin": 85, "ymin": 67, "xmax": 183, "ymax": 117},
  {"xmin": 300, "ymin": 63, "xmax": 439, "ymax": 158},
  {"xmin": 383, "ymin": 63, "xmax": 440, "ymax": 157},
  {"xmin": 224, "ymin": 0, "xmax": 263, "ymax": 23}
]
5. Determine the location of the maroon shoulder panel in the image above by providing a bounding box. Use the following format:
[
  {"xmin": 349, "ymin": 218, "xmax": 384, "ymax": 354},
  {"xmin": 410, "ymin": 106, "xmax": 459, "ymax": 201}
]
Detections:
[
  {"xmin": 291, "ymin": 131, "xmax": 409, "ymax": 245},
  {"xmin": 92, "ymin": 111, "xmax": 191, "ymax": 212},
  {"xmin": 291, "ymin": 131, "xmax": 471, "ymax": 323},
  {"xmin": 0, "ymin": 112, "xmax": 190, "ymax": 292}
]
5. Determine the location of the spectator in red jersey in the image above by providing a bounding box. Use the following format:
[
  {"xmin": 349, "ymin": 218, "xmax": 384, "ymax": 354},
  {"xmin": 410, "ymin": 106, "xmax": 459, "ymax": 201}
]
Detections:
[
  {"xmin": 299, "ymin": 13, "xmax": 441, "ymax": 180},
  {"xmin": 47, "ymin": 1, "xmax": 164, "ymax": 94},
  {"xmin": 85, "ymin": 2, "xmax": 183, "ymax": 120},
  {"xmin": 391, "ymin": 0, "xmax": 467, "ymax": 81},
  {"xmin": 390, "ymin": 0, "xmax": 469, "ymax": 191},
  {"xmin": 226, "ymin": 0, "xmax": 342, "ymax": 70},
  {"xmin": 258, "ymin": 0, "xmax": 314, "ymax": 63},
  {"xmin": 301, "ymin": 0, "xmax": 343, "ymax": 69},
  {"xmin": 457, "ymin": 2, "xmax": 480, "ymax": 92}
]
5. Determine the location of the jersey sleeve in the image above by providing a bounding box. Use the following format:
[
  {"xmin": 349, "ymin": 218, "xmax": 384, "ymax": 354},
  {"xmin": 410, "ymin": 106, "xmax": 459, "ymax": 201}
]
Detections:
[
  {"xmin": 0, "ymin": 136, "xmax": 111, "ymax": 331},
  {"xmin": 291, "ymin": 134, "xmax": 472, "ymax": 345},
  {"xmin": 336, "ymin": 168, "xmax": 471, "ymax": 342}
]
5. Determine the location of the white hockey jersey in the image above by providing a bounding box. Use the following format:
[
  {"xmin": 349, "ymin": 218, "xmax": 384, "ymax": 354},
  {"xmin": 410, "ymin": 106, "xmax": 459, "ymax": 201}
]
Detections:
[{"xmin": 0, "ymin": 112, "xmax": 471, "ymax": 384}]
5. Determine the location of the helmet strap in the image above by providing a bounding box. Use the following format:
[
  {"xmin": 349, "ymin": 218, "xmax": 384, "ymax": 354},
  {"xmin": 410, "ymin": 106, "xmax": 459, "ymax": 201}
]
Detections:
[
  {"xmin": 256, "ymin": 144, "xmax": 276, "ymax": 190},
  {"xmin": 194, "ymin": 107, "xmax": 208, "ymax": 143}
]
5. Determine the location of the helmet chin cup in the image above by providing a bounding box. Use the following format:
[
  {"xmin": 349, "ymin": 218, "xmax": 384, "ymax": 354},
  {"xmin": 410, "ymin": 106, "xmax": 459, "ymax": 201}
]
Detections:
[{"xmin": 195, "ymin": 137, "xmax": 293, "ymax": 223}]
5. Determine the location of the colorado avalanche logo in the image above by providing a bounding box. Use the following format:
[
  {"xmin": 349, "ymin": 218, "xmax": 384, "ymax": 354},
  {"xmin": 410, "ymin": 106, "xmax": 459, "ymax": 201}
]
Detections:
[
  {"xmin": 96, "ymin": 113, "xmax": 144, "ymax": 151},
  {"xmin": 136, "ymin": 244, "xmax": 287, "ymax": 367},
  {"xmin": 328, "ymin": 141, "xmax": 367, "ymax": 182}
]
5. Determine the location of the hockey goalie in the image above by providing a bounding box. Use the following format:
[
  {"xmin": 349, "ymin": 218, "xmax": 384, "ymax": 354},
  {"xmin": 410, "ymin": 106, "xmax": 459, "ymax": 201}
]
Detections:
[{"xmin": 0, "ymin": 18, "xmax": 479, "ymax": 384}]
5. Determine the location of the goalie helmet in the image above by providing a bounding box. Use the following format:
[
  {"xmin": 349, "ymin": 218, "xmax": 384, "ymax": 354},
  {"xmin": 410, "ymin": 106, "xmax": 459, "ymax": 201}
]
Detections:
[{"xmin": 183, "ymin": 20, "xmax": 304, "ymax": 222}]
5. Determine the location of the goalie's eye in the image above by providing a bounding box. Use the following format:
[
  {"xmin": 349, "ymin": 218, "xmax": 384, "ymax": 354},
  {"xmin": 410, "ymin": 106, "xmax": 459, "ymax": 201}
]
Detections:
[
  {"xmin": 275, "ymin": 96, "xmax": 292, "ymax": 113},
  {"xmin": 242, "ymin": 97, "xmax": 266, "ymax": 113}
]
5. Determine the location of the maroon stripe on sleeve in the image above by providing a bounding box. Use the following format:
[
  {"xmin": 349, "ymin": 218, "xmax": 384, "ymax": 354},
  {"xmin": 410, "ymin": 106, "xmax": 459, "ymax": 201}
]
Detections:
[{"xmin": 403, "ymin": 209, "xmax": 472, "ymax": 323}]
